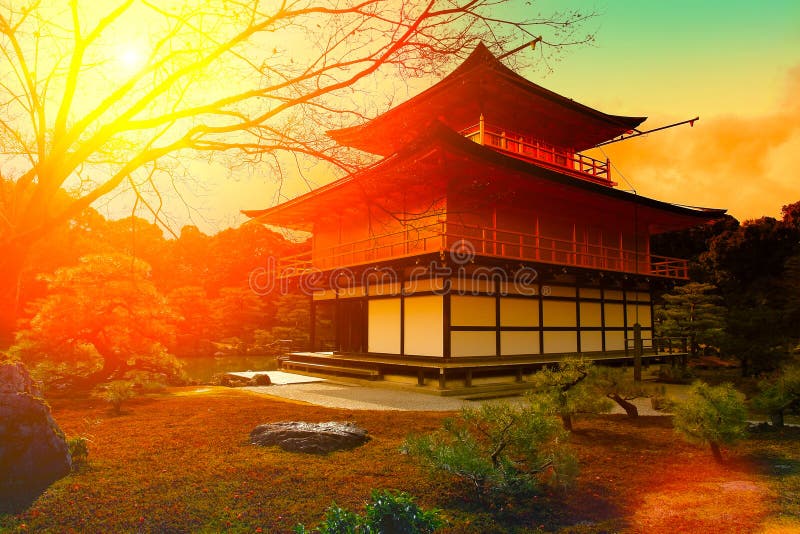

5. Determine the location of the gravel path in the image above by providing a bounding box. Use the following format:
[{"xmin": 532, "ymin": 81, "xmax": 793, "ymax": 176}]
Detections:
[{"xmin": 245, "ymin": 379, "xmax": 669, "ymax": 414}]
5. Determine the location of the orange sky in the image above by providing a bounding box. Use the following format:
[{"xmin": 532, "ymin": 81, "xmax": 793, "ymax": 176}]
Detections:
[{"xmin": 94, "ymin": 0, "xmax": 800, "ymax": 233}]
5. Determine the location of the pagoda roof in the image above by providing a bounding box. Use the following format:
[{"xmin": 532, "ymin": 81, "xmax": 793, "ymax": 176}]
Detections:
[
  {"xmin": 328, "ymin": 42, "xmax": 646, "ymax": 155},
  {"xmin": 243, "ymin": 122, "xmax": 724, "ymax": 233}
]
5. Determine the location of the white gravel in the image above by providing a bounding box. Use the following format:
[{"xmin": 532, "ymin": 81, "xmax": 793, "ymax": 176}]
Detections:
[{"xmin": 244, "ymin": 379, "xmax": 668, "ymax": 414}]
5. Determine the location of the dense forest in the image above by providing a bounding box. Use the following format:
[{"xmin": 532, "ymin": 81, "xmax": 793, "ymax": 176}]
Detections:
[
  {"xmin": 2, "ymin": 197, "xmax": 310, "ymax": 387},
  {"xmin": 652, "ymin": 200, "xmax": 800, "ymax": 375}
]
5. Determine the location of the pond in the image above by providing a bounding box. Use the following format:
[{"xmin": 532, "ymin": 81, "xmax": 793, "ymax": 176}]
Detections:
[{"xmin": 179, "ymin": 355, "xmax": 279, "ymax": 383}]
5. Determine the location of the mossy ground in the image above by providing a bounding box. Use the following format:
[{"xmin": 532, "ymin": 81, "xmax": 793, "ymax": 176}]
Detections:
[{"xmin": 0, "ymin": 386, "xmax": 797, "ymax": 533}]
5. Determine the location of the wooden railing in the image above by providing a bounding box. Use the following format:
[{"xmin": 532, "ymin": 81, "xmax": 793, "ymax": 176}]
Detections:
[
  {"xmin": 276, "ymin": 221, "xmax": 689, "ymax": 280},
  {"xmin": 460, "ymin": 118, "xmax": 614, "ymax": 186},
  {"xmin": 626, "ymin": 337, "xmax": 689, "ymax": 355}
]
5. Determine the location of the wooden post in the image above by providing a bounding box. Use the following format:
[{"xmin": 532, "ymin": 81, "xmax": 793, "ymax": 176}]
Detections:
[
  {"xmin": 309, "ymin": 295, "xmax": 316, "ymax": 351},
  {"xmin": 479, "ymin": 114, "xmax": 485, "ymax": 145},
  {"xmin": 633, "ymin": 322, "xmax": 643, "ymax": 382}
]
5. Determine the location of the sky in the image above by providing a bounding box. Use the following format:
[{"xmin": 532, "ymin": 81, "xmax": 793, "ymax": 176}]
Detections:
[
  {"xmin": 101, "ymin": 0, "xmax": 800, "ymax": 234},
  {"xmin": 528, "ymin": 0, "xmax": 800, "ymax": 220}
]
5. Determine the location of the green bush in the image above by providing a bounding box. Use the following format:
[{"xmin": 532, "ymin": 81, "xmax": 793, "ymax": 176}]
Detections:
[
  {"xmin": 294, "ymin": 490, "xmax": 441, "ymax": 533},
  {"xmin": 673, "ymin": 381, "xmax": 748, "ymax": 463},
  {"xmin": 528, "ymin": 358, "xmax": 612, "ymax": 430},
  {"xmin": 649, "ymin": 384, "xmax": 674, "ymax": 411},
  {"xmin": 103, "ymin": 381, "xmax": 135, "ymax": 414},
  {"xmin": 404, "ymin": 399, "xmax": 576, "ymax": 504},
  {"xmin": 752, "ymin": 363, "xmax": 800, "ymax": 427},
  {"xmin": 656, "ymin": 364, "xmax": 694, "ymax": 384},
  {"xmin": 590, "ymin": 366, "xmax": 653, "ymax": 417},
  {"xmin": 67, "ymin": 437, "xmax": 89, "ymax": 470}
]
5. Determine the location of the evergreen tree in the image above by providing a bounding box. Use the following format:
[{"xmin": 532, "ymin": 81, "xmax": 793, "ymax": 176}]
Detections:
[
  {"xmin": 673, "ymin": 382, "xmax": 748, "ymax": 463},
  {"xmin": 752, "ymin": 362, "xmax": 800, "ymax": 427},
  {"xmin": 656, "ymin": 282, "xmax": 726, "ymax": 367},
  {"xmin": 527, "ymin": 358, "xmax": 612, "ymax": 431},
  {"xmin": 10, "ymin": 254, "xmax": 183, "ymax": 389}
]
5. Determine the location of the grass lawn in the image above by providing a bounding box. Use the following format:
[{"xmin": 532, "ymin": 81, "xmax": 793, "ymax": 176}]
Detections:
[{"xmin": 1, "ymin": 386, "xmax": 798, "ymax": 533}]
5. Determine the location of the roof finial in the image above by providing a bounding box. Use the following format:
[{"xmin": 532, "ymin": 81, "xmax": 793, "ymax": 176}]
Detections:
[{"xmin": 498, "ymin": 36, "xmax": 542, "ymax": 60}]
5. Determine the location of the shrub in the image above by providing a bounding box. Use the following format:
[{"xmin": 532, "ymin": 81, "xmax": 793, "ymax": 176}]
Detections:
[
  {"xmin": 528, "ymin": 358, "xmax": 612, "ymax": 430},
  {"xmin": 656, "ymin": 364, "xmax": 694, "ymax": 384},
  {"xmin": 103, "ymin": 381, "xmax": 135, "ymax": 414},
  {"xmin": 590, "ymin": 366, "xmax": 652, "ymax": 417},
  {"xmin": 752, "ymin": 363, "xmax": 800, "ymax": 428},
  {"xmin": 294, "ymin": 490, "xmax": 441, "ymax": 533},
  {"xmin": 404, "ymin": 399, "xmax": 576, "ymax": 504},
  {"xmin": 649, "ymin": 384, "xmax": 673, "ymax": 411},
  {"xmin": 673, "ymin": 381, "xmax": 748, "ymax": 463},
  {"xmin": 67, "ymin": 437, "xmax": 90, "ymax": 470}
]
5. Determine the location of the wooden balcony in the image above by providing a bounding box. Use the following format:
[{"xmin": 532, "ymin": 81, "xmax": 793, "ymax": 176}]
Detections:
[
  {"xmin": 277, "ymin": 221, "xmax": 689, "ymax": 280},
  {"xmin": 460, "ymin": 119, "xmax": 614, "ymax": 186}
]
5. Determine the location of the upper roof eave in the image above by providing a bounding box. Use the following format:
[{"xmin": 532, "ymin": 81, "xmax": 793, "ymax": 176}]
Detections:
[
  {"xmin": 243, "ymin": 121, "xmax": 725, "ymax": 231},
  {"xmin": 327, "ymin": 42, "xmax": 646, "ymax": 154}
]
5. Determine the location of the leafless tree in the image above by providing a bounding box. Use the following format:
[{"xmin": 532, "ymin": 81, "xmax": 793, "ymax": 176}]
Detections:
[{"xmin": 0, "ymin": 0, "xmax": 594, "ymax": 341}]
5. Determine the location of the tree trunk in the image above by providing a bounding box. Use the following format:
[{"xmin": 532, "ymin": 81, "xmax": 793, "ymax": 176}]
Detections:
[
  {"xmin": 609, "ymin": 394, "xmax": 639, "ymax": 417},
  {"xmin": 53, "ymin": 354, "xmax": 127, "ymax": 392},
  {"xmin": 560, "ymin": 414, "xmax": 573, "ymax": 431},
  {"xmin": 0, "ymin": 244, "xmax": 30, "ymax": 347},
  {"xmin": 709, "ymin": 441, "xmax": 724, "ymax": 464},
  {"xmin": 770, "ymin": 411, "xmax": 785, "ymax": 428}
]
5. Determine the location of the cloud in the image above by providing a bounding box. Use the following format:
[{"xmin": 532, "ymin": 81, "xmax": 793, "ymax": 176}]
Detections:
[{"xmin": 592, "ymin": 65, "xmax": 800, "ymax": 221}]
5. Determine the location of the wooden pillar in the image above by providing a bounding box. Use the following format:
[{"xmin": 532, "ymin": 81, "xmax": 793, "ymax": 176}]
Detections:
[
  {"xmin": 479, "ymin": 113, "xmax": 485, "ymax": 145},
  {"xmin": 443, "ymin": 278, "xmax": 452, "ymax": 359},
  {"xmin": 633, "ymin": 322, "xmax": 643, "ymax": 382},
  {"xmin": 309, "ymin": 295, "xmax": 316, "ymax": 351},
  {"xmin": 333, "ymin": 290, "xmax": 340, "ymax": 353}
]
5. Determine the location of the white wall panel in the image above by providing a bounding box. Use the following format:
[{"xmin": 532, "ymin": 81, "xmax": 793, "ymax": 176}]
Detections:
[
  {"xmin": 368, "ymin": 299, "xmax": 401, "ymax": 354},
  {"xmin": 604, "ymin": 303, "xmax": 625, "ymax": 327},
  {"xmin": 500, "ymin": 298, "xmax": 539, "ymax": 327},
  {"xmin": 451, "ymin": 296, "xmax": 495, "ymax": 326},
  {"xmin": 404, "ymin": 295, "xmax": 443, "ymax": 356},
  {"xmin": 581, "ymin": 331, "xmax": 603, "ymax": 352},
  {"xmin": 451, "ymin": 331, "xmax": 496, "ymax": 357},
  {"xmin": 543, "ymin": 331, "xmax": 578, "ymax": 353},
  {"xmin": 542, "ymin": 300, "xmax": 577, "ymax": 327},
  {"xmin": 605, "ymin": 330, "xmax": 626, "ymax": 351},
  {"xmin": 579, "ymin": 302, "xmax": 602, "ymax": 327},
  {"xmin": 501, "ymin": 331, "xmax": 540, "ymax": 355}
]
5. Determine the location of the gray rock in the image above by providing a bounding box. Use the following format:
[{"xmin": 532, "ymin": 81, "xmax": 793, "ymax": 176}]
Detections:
[
  {"xmin": 0, "ymin": 361, "xmax": 72, "ymax": 513},
  {"xmin": 250, "ymin": 421, "xmax": 370, "ymax": 454}
]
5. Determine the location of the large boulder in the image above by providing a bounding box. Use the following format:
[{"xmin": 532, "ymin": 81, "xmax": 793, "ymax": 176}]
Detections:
[
  {"xmin": 0, "ymin": 361, "xmax": 72, "ymax": 513},
  {"xmin": 250, "ymin": 421, "xmax": 370, "ymax": 454}
]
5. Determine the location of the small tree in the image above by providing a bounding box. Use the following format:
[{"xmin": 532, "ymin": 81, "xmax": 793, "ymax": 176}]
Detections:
[
  {"xmin": 294, "ymin": 490, "xmax": 441, "ymax": 534},
  {"xmin": 11, "ymin": 254, "xmax": 184, "ymax": 389},
  {"xmin": 528, "ymin": 358, "xmax": 612, "ymax": 430},
  {"xmin": 404, "ymin": 399, "xmax": 576, "ymax": 504},
  {"xmin": 752, "ymin": 363, "xmax": 800, "ymax": 428},
  {"xmin": 673, "ymin": 382, "xmax": 748, "ymax": 463},
  {"xmin": 591, "ymin": 366, "xmax": 652, "ymax": 418},
  {"xmin": 103, "ymin": 380, "xmax": 135, "ymax": 415},
  {"xmin": 656, "ymin": 282, "xmax": 726, "ymax": 367}
]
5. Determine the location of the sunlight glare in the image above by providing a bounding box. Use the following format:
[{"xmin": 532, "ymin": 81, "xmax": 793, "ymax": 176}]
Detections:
[{"xmin": 118, "ymin": 46, "xmax": 145, "ymax": 70}]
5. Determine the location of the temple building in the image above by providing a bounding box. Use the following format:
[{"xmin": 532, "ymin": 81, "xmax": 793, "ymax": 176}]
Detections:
[{"xmin": 244, "ymin": 43, "xmax": 724, "ymax": 392}]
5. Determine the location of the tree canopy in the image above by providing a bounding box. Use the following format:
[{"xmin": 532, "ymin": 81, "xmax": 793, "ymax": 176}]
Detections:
[
  {"xmin": 12, "ymin": 253, "xmax": 183, "ymax": 388},
  {"xmin": 0, "ymin": 0, "xmax": 595, "ymax": 341}
]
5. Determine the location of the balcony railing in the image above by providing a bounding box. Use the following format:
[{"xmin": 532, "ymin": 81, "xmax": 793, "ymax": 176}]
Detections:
[
  {"xmin": 276, "ymin": 221, "xmax": 689, "ymax": 280},
  {"xmin": 460, "ymin": 118, "xmax": 614, "ymax": 186}
]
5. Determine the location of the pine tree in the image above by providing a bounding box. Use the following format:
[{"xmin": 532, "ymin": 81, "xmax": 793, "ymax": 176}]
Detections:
[{"xmin": 656, "ymin": 282, "xmax": 726, "ymax": 367}]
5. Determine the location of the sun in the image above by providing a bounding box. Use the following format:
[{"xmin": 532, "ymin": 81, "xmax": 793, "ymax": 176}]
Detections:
[{"xmin": 117, "ymin": 46, "xmax": 145, "ymax": 70}]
